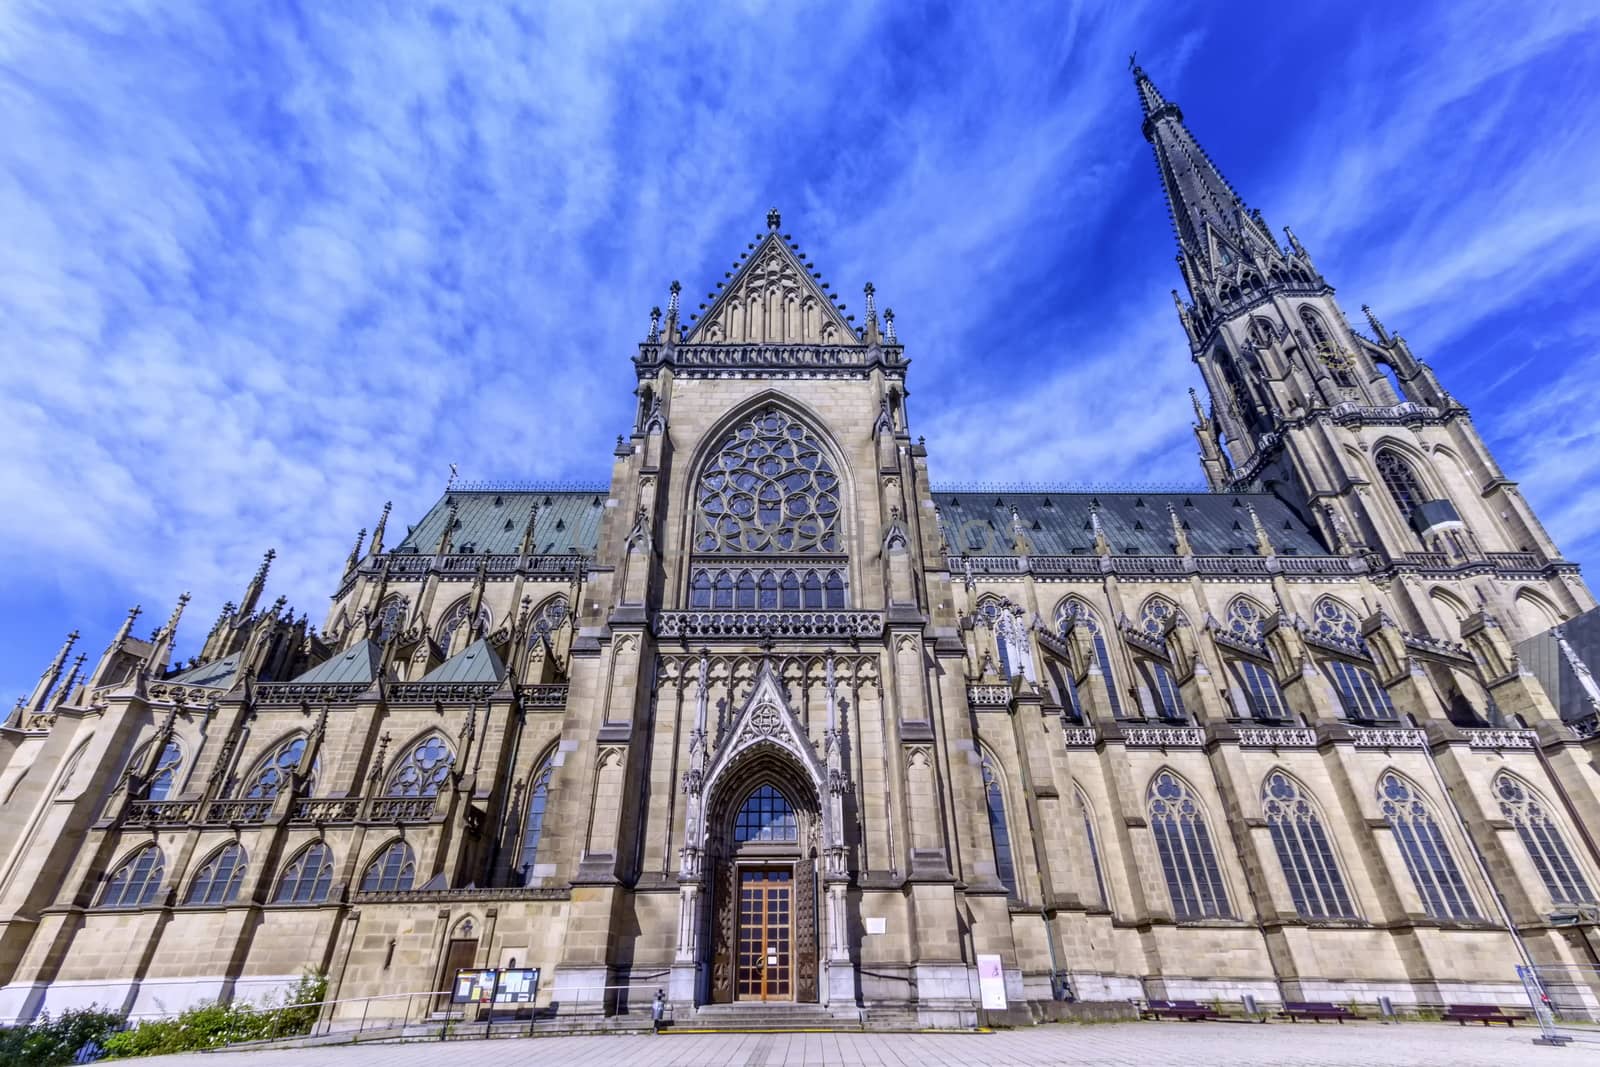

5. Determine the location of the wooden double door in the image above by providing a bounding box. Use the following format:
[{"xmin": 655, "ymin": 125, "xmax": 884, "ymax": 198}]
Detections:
[{"xmin": 736, "ymin": 868, "xmax": 793, "ymax": 1001}]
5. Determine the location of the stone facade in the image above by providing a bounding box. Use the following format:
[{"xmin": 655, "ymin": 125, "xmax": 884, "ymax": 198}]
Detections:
[{"xmin": 2, "ymin": 67, "xmax": 1598, "ymax": 1029}]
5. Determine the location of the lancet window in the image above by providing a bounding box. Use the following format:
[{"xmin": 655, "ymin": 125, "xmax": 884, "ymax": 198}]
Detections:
[
  {"xmin": 1375, "ymin": 449, "xmax": 1427, "ymax": 524},
  {"xmin": 145, "ymin": 740, "xmax": 184, "ymax": 801},
  {"xmin": 1494, "ymin": 774, "xmax": 1595, "ymax": 905},
  {"xmin": 275, "ymin": 843, "xmax": 335, "ymax": 904},
  {"xmin": 518, "ymin": 753, "xmax": 557, "ymax": 880},
  {"xmin": 185, "ymin": 843, "xmax": 247, "ymax": 906},
  {"xmin": 1378, "ymin": 772, "xmax": 1479, "ymax": 920},
  {"xmin": 361, "ymin": 841, "xmax": 416, "ymax": 893},
  {"xmin": 1233, "ymin": 660, "xmax": 1289, "ymax": 721},
  {"xmin": 375, "ymin": 596, "xmax": 405, "ymax": 645},
  {"xmin": 1262, "ymin": 773, "xmax": 1357, "ymax": 919},
  {"xmin": 688, "ymin": 566, "xmax": 846, "ymax": 610},
  {"xmin": 1056, "ymin": 600, "xmax": 1124, "ymax": 718},
  {"xmin": 982, "ymin": 755, "xmax": 1019, "ymax": 899},
  {"xmin": 1325, "ymin": 660, "xmax": 1397, "ymax": 722},
  {"xmin": 1143, "ymin": 661, "xmax": 1188, "ymax": 722},
  {"xmin": 99, "ymin": 846, "xmax": 165, "ymax": 909},
  {"xmin": 1148, "ymin": 771, "xmax": 1231, "ymax": 920}
]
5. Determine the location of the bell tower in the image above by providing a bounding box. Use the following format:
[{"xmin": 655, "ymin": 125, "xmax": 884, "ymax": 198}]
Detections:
[{"xmin": 1135, "ymin": 61, "xmax": 1584, "ymax": 619}]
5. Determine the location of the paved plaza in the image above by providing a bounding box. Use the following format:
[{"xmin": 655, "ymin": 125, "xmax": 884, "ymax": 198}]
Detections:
[{"xmin": 140, "ymin": 1021, "xmax": 1588, "ymax": 1066}]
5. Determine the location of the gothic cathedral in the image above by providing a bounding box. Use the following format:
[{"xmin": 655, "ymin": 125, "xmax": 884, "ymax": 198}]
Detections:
[{"xmin": 2, "ymin": 66, "xmax": 1597, "ymax": 1029}]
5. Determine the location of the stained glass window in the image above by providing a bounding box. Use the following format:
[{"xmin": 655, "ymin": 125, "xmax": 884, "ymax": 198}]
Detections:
[
  {"xmin": 1056, "ymin": 600, "xmax": 1124, "ymax": 719},
  {"xmin": 1234, "ymin": 660, "xmax": 1289, "ymax": 721},
  {"xmin": 1146, "ymin": 662, "xmax": 1187, "ymax": 721},
  {"xmin": 1312, "ymin": 597, "xmax": 1363, "ymax": 645},
  {"xmin": 1263, "ymin": 772, "xmax": 1356, "ymax": 918},
  {"xmin": 145, "ymin": 740, "xmax": 184, "ymax": 801},
  {"xmin": 1140, "ymin": 597, "xmax": 1179, "ymax": 636},
  {"xmin": 1378, "ymin": 772, "xmax": 1479, "ymax": 920},
  {"xmin": 1494, "ymin": 774, "xmax": 1595, "ymax": 905},
  {"xmin": 1148, "ymin": 771, "xmax": 1231, "ymax": 920},
  {"xmin": 275, "ymin": 842, "xmax": 335, "ymax": 904},
  {"xmin": 437, "ymin": 600, "xmax": 492, "ymax": 657},
  {"xmin": 1376, "ymin": 450, "xmax": 1427, "ymax": 522},
  {"xmin": 361, "ymin": 841, "xmax": 416, "ymax": 892},
  {"xmin": 734, "ymin": 785, "xmax": 798, "ymax": 843},
  {"xmin": 186, "ymin": 843, "xmax": 247, "ymax": 905},
  {"xmin": 244, "ymin": 736, "xmax": 309, "ymax": 799},
  {"xmin": 1326, "ymin": 660, "xmax": 1396, "ymax": 721},
  {"xmin": 376, "ymin": 596, "xmax": 405, "ymax": 645},
  {"xmin": 518, "ymin": 754, "xmax": 558, "ymax": 879},
  {"xmin": 387, "ymin": 736, "xmax": 454, "ymax": 797},
  {"xmin": 695, "ymin": 409, "xmax": 841, "ymax": 554},
  {"xmin": 1226, "ymin": 597, "xmax": 1266, "ymax": 641},
  {"xmin": 99, "ymin": 845, "xmax": 165, "ymax": 908},
  {"xmin": 983, "ymin": 756, "xmax": 1019, "ymax": 899},
  {"xmin": 529, "ymin": 596, "xmax": 570, "ymax": 640}
]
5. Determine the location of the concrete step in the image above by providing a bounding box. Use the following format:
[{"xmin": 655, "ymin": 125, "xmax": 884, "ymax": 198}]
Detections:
[{"xmin": 685, "ymin": 1003, "xmax": 863, "ymax": 1031}]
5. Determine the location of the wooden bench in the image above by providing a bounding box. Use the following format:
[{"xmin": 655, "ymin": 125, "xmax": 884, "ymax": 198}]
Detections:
[
  {"xmin": 1278, "ymin": 1000, "xmax": 1359, "ymax": 1023},
  {"xmin": 1441, "ymin": 1004, "xmax": 1527, "ymax": 1027},
  {"xmin": 1141, "ymin": 999, "xmax": 1221, "ymax": 1021}
]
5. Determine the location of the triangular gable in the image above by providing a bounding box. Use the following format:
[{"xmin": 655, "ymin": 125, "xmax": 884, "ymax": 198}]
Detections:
[
  {"xmin": 417, "ymin": 638, "xmax": 507, "ymax": 685},
  {"xmin": 702, "ymin": 660, "xmax": 826, "ymax": 799},
  {"xmin": 290, "ymin": 640, "xmax": 382, "ymax": 684},
  {"xmin": 685, "ymin": 230, "xmax": 862, "ymax": 347}
]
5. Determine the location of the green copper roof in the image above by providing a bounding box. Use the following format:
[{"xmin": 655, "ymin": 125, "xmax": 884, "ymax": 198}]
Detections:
[
  {"xmin": 165, "ymin": 652, "xmax": 242, "ymax": 690},
  {"xmin": 290, "ymin": 640, "xmax": 382, "ymax": 684},
  {"xmin": 938, "ymin": 492, "xmax": 1333, "ymax": 557},
  {"xmin": 395, "ymin": 490, "xmax": 605, "ymax": 556},
  {"xmin": 417, "ymin": 638, "xmax": 507, "ymax": 684}
]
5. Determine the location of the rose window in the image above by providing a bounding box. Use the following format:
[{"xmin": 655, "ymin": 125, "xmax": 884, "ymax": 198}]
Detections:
[{"xmin": 695, "ymin": 409, "xmax": 841, "ymax": 554}]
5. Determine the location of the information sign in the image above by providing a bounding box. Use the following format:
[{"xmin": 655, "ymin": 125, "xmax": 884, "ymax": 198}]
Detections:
[
  {"xmin": 976, "ymin": 954, "xmax": 1008, "ymax": 1010},
  {"xmin": 452, "ymin": 968, "xmax": 496, "ymax": 1005},
  {"xmin": 493, "ymin": 967, "xmax": 541, "ymax": 1005}
]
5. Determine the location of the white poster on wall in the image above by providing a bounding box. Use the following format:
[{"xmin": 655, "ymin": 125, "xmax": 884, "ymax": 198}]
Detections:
[{"xmin": 976, "ymin": 953, "xmax": 1007, "ymax": 1010}]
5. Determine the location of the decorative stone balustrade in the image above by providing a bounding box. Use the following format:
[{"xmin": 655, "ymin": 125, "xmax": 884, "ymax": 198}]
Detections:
[
  {"xmin": 1123, "ymin": 726, "xmax": 1205, "ymax": 748},
  {"xmin": 1236, "ymin": 727, "xmax": 1318, "ymax": 748},
  {"xmin": 966, "ymin": 685, "xmax": 1011, "ymax": 707},
  {"xmin": 652, "ymin": 611, "xmax": 884, "ymax": 640}
]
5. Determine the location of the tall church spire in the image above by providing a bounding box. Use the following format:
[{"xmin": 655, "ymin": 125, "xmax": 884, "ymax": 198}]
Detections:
[{"xmin": 1134, "ymin": 63, "xmax": 1249, "ymax": 275}]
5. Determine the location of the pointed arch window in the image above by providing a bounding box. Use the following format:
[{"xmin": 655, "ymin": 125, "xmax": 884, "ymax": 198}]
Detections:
[
  {"xmin": 99, "ymin": 845, "xmax": 165, "ymax": 908},
  {"xmin": 1325, "ymin": 660, "xmax": 1396, "ymax": 722},
  {"xmin": 1139, "ymin": 597, "xmax": 1180, "ymax": 636},
  {"xmin": 1076, "ymin": 787, "xmax": 1109, "ymax": 908},
  {"xmin": 690, "ymin": 572, "xmax": 712, "ymax": 609},
  {"xmin": 438, "ymin": 600, "xmax": 491, "ymax": 657},
  {"xmin": 694, "ymin": 408, "xmax": 842, "ymax": 554},
  {"xmin": 1226, "ymin": 597, "xmax": 1266, "ymax": 642},
  {"xmin": 982, "ymin": 755, "xmax": 1019, "ymax": 899},
  {"xmin": 1056, "ymin": 600, "xmax": 1124, "ymax": 719},
  {"xmin": 375, "ymin": 596, "xmax": 405, "ymax": 645},
  {"xmin": 1375, "ymin": 450, "xmax": 1428, "ymax": 524},
  {"xmin": 1148, "ymin": 771, "xmax": 1232, "ymax": 919},
  {"xmin": 518, "ymin": 753, "xmax": 558, "ymax": 880},
  {"xmin": 1494, "ymin": 774, "xmax": 1595, "ymax": 905},
  {"xmin": 529, "ymin": 596, "xmax": 570, "ymax": 639},
  {"xmin": 145, "ymin": 740, "xmax": 184, "ymax": 801},
  {"xmin": 186, "ymin": 843, "xmax": 247, "ymax": 905},
  {"xmin": 1263, "ymin": 773, "xmax": 1356, "ymax": 918},
  {"xmin": 1249, "ymin": 317, "xmax": 1275, "ymax": 348},
  {"xmin": 1143, "ymin": 662, "xmax": 1188, "ymax": 722},
  {"xmin": 386, "ymin": 736, "xmax": 454, "ymax": 798},
  {"xmin": 1233, "ymin": 660, "xmax": 1289, "ymax": 721},
  {"xmin": 361, "ymin": 841, "xmax": 416, "ymax": 893},
  {"xmin": 1301, "ymin": 307, "xmax": 1354, "ymax": 386},
  {"xmin": 1378, "ymin": 772, "xmax": 1479, "ymax": 920},
  {"xmin": 275, "ymin": 842, "xmax": 335, "ymax": 904},
  {"xmin": 244, "ymin": 735, "xmax": 310, "ymax": 800},
  {"xmin": 734, "ymin": 785, "xmax": 798, "ymax": 844},
  {"xmin": 1311, "ymin": 597, "xmax": 1364, "ymax": 647},
  {"xmin": 1047, "ymin": 661, "xmax": 1084, "ymax": 724}
]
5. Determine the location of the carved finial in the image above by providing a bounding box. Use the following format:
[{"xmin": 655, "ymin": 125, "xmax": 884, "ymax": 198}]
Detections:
[
  {"xmin": 766, "ymin": 207, "xmax": 781, "ymax": 231},
  {"xmin": 446, "ymin": 463, "xmax": 459, "ymax": 491},
  {"xmin": 1362, "ymin": 304, "xmax": 1390, "ymax": 343},
  {"xmin": 863, "ymin": 282, "xmax": 877, "ymax": 321},
  {"xmin": 1246, "ymin": 503, "xmax": 1275, "ymax": 556},
  {"xmin": 667, "ymin": 280, "xmax": 681, "ymax": 320},
  {"xmin": 345, "ymin": 528, "xmax": 367, "ymax": 573},
  {"xmin": 370, "ymin": 501, "xmax": 392, "ymax": 556},
  {"xmin": 883, "ymin": 307, "xmax": 896, "ymax": 343},
  {"xmin": 1189, "ymin": 387, "xmax": 1207, "ymax": 424},
  {"xmin": 648, "ymin": 306, "xmax": 661, "ymax": 342},
  {"xmin": 1168, "ymin": 503, "xmax": 1192, "ymax": 556}
]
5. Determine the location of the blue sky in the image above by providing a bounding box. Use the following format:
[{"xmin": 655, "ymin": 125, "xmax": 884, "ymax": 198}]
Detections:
[{"xmin": 3, "ymin": 1, "xmax": 1599, "ymax": 700}]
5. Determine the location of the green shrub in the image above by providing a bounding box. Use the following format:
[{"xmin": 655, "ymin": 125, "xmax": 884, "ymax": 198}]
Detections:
[
  {"xmin": 0, "ymin": 1007, "xmax": 123, "ymax": 1067},
  {"xmin": 100, "ymin": 969, "xmax": 328, "ymax": 1059}
]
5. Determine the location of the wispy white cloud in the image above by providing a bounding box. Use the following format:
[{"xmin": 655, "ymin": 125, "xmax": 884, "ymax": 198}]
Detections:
[{"xmin": 0, "ymin": 0, "xmax": 1595, "ymax": 697}]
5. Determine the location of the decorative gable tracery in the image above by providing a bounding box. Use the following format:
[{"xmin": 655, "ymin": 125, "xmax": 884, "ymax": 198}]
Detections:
[{"xmin": 687, "ymin": 234, "xmax": 860, "ymax": 347}]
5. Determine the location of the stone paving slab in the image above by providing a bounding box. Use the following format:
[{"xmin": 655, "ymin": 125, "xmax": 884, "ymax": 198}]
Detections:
[{"xmin": 140, "ymin": 1021, "xmax": 1583, "ymax": 1067}]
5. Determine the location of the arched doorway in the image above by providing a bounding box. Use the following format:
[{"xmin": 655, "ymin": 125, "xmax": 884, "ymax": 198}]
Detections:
[{"xmin": 705, "ymin": 767, "xmax": 820, "ymax": 1003}]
